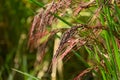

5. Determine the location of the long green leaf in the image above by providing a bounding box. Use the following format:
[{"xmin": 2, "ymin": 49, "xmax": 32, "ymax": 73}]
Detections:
[
  {"xmin": 12, "ymin": 68, "xmax": 39, "ymax": 80},
  {"xmin": 29, "ymin": 0, "xmax": 45, "ymax": 8}
]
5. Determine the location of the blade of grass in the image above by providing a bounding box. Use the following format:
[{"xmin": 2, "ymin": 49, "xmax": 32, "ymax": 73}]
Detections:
[
  {"xmin": 29, "ymin": 0, "xmax": 45, "ymax": 9},
  {"xmin": 53, "ymin": 13, "xmax": 72, "ymax": 26},
  {"xmin": 114, "ymin": 3, "xmax": 120, "ymax": 24},
  {"xmin": 102, "ymin": 3, "xmax": 120, "ymax": 79},
  {"xmin": 12, "ymin": 68, "xmax": 40, "ymax": 80},
  {"xmin": 93, "ymin": 45, "xmax": 100, "ymax": 63},
  {"xmin": 100, "ymin": 69, "xmax": 107, "ymax": 80},
  {"xmin": 22, "ymin": 55, "xmax": 28, "ymax": 80},
  {"xmin": 111, "ymin": 35, "xmax": 120, "ymax": 72},
  {"xmin": 72, "ymin": 50, "xmax": 89, "ymax": 67},
  {"xmin": 102, "ymin": 30, "xmax": 118, "ymax": 80}
]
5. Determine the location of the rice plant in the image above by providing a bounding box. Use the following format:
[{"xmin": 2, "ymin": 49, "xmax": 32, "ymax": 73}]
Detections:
[{"xmin": 0, "ymin": 0, "xmax": 120, "ymax": 80}]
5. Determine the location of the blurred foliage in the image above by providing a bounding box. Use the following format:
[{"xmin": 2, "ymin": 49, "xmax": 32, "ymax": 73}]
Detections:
[
  {"xmin": 0, "ymin": 0, "xmax": 34, "ymax": 79},
  {"xmin": 0, "ymin": 0, "xmax": 120, "ymax": 80},
  {"xmin": 0, "ymin": 0, "xmax": 31, "ymax": 55}
]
